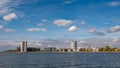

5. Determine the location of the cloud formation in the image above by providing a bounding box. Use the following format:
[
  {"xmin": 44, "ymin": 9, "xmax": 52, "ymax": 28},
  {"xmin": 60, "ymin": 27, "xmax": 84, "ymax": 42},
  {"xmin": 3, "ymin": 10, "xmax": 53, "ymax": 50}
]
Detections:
[
  {"xmin": 27, "ymin": 28, "xmax": 46, "ymax": 32},
  {"xmin": 107, "ymin": 25, "xmax": 120, "ymax": 33},
  {"xmin": 61, "ymin": 0, "xmax": 75, "ymax": 5},
  {"xmin": 54, "ymin": 19, "xmax": 72, "ymax": 26},
  {"xmin": 41, "ymin": 19, "xmax": 47, "ymax": 22},
  {"xmin": 0, "ymin": 25, "xmax": 3, "ymax": 31},
  {"xmin": 0, "ymin": 0, "xmax": 11, "ymax": 15},
  {"xmin": 68, "ymin": 26, "xmax": 77, "ymax": 31},
  {"xmin": 113, "ymin": 38, "xmax": 119, "ymax": 42},
  {"xmin": 79, "ymin": 40, "xmax": 87, "ymax": 44},
  {"xmin": 0, "ymin": 0, "xmax": 22, "ymax": 15},
  {"xmin": 38, "ymin": 23, "xmax": 45, "ymax": 26},
  {"xmin": 80, "ymin": 21, "xmax": 86, "ymax": 25},
  {"xmin": 3, "ymin": 13, "xmax": 17, "ymax": 21},
  {"xmin": 0, "ymin": 25, "xmax": 15, "ymax": 32},
  {"xmin": 88, "ymin": 28, "xmax": 105, "ymax": 36},
  {"xmin": 108, "ymin": 2, "xmax": 120, "ymax": 7},
  {"xmin": 4, "ymin": 29, "xmax": 15, "ymax": 32}
]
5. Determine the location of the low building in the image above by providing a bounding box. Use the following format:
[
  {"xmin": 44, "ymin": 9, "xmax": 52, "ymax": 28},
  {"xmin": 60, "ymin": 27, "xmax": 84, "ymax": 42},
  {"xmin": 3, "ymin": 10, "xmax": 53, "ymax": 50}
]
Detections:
[
  {"xmin": 59, "ymin": 48, "xmax": 68, "ymax": 52},
  {"xmin": 85, "ymin": 46, "xmax": 93, "ymax": 52},
  {"xmin": 68, "ymin": 49, "xmax": 73, "ymax": 52},
  {"xmin": 43, "ymin": 47, "xmax": 57, "ymax": 52},
  {"xmin": 78, "ymin": 47, "xmax": 86, "ymax": 52},
  {"xmin": 16, "ymin": 47, "xmax": 41, "ymax": 52},
  {"xmin": 27, "ymin": 47, "xmax": 38, "ymax": 52},
  {"xmin": 92, "ymin": 47, "xmax": 99, "ymax": 52}
]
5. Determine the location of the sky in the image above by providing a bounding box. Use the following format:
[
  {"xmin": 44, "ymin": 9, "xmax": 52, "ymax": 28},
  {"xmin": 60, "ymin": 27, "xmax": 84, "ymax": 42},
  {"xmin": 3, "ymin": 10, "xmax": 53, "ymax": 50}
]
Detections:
[{"xmin": 0, "ymin": 0, "xmax": 120, "ymax": 50}]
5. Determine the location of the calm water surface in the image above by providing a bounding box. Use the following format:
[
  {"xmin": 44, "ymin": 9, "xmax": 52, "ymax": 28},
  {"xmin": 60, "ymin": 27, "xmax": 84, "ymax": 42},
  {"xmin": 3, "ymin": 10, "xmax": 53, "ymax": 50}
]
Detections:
[{"xmin": 0, "ymin": 52, "xmax": 120, "ymax": 68}]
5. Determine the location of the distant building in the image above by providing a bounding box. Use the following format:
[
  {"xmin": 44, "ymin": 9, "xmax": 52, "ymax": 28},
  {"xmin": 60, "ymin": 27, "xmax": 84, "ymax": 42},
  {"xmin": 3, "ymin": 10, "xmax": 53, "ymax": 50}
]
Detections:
[
  {"xmin": 43, "ymin": 47, "xmax": 57, "ymax": 52},
  {"xmin": 92, "ymin": 47, "xmax": 99, "ymax": 52},
  {"xmin": 71, "ymin": 40, "xmax": 77, "ymax": 52},
  {"xmin": 78, "ymin": 47, "xmax": 86, "ymax": 52},
  {"xmin": 17, "ymin": 47, "xmax": 41, "ymax": 52},
  {"xmin": 21, "ymin": 41, "xmax": 27, "ymax": 52},
  {"xmin": 59, "ymin": 48, "xmax": 68, "ymax": 52},
  {"xmin": 85, "ymin": 46, "xmax": 92, "ymax": 52},
  {"xmin": 27, "ymin": 47, "xmax": 38, "ymax": 52},
  {"xmin": 59, "ymin": 48, "xmax": 73, "ymax": 52}
]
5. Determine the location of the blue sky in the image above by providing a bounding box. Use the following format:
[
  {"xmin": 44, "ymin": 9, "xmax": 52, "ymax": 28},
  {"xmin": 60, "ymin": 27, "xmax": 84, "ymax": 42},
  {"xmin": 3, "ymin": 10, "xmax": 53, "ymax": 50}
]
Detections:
[{"xmin": 0, "ymin": 0, "xmax": 120, "ymax": 40}]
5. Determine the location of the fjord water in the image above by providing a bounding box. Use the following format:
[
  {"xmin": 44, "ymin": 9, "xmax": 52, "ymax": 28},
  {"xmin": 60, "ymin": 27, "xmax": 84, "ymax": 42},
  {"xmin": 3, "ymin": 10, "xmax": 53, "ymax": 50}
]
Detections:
[{"xmin": 0, "ymin": 52, "xmax": 120, "ymax": 68}]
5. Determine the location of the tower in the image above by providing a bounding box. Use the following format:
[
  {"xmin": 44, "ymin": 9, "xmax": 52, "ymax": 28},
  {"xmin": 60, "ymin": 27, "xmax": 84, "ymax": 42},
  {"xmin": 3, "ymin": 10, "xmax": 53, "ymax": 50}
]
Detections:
[
  {"xmin": 71, "ymin": 40, "xmax": 77, "ymax": 52},
  {"xmin": 21, "ymin": 41, "xmax": 27, "ymax": 52}
]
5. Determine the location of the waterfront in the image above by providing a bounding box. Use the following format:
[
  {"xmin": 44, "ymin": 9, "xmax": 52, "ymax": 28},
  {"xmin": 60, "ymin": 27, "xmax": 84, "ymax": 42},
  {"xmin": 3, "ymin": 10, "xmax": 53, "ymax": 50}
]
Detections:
[{"xmin": 0, "ymin": 52, "xmax": 120, "ymax": 68}]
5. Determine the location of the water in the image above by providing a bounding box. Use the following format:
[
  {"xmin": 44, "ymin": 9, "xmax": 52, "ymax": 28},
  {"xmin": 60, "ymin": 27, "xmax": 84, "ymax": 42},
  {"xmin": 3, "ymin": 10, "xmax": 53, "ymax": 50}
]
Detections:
[{"xmin": 0, "ymin": 52, "xmax": 120, "ymax": 68}]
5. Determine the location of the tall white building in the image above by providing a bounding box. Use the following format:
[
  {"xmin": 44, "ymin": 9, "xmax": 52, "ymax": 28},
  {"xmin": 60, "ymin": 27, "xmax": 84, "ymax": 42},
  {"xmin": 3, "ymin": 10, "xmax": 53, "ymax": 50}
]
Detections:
[
  {"xmin": 21, "ymin": 41, "xmax": 27, "ymax": 52},
  {"xmin": 71, "ymin": 40, "xmax": 77, "ymax": 52}
]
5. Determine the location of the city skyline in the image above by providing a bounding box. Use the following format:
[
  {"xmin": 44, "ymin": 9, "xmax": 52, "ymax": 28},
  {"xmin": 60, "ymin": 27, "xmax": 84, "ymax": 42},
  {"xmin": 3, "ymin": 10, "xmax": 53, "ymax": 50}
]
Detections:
[{"xmin": 0, "ymin": 0, "xmax": 120, "ymax": 51}]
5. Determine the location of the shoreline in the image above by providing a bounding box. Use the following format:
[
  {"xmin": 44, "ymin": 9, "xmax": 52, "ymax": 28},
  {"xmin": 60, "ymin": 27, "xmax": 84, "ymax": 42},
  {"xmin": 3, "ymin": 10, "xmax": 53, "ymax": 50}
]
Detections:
[{"xmin": 1, "ymin": 51, "xmax": 120, "ymax": 53}]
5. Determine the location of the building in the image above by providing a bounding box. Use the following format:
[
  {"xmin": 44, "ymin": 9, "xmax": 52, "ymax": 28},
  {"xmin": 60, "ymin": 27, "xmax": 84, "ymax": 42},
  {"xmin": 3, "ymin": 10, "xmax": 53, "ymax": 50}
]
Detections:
[
  {"xmin": 59, "ymin": 48, "xmax": 68, "ymax": 52},
  {"xmin": 85, "ymin": 46, "xmax": 93, "ymax": 52},
  {"xmin": 92, "ymin": 47, "xmax": 99, "ymax": 52},
  {"xmin": 71, "ymin": 40, "xmax": 77, "ymax": 52},
  {"xmin": 17, "ymin": 47, "xmax": 41, "ymax": 52},
  {"xmin": 21, "ymin": 41, "xmax": 27, "ymax": 52},
  {"xmin": 78, "ymin": 47, "xmax": 86, "ymax": 52},
  {"xmin": 27, "ymin": 47, "xmax": 38, "ymax": 52},
  {"xmin": 43, "ymin": 47, "xmax": 57, "ymax": 52},
  {"xmin": 59, "ymin": 48, "xmax": 73, "ymax": 52}
]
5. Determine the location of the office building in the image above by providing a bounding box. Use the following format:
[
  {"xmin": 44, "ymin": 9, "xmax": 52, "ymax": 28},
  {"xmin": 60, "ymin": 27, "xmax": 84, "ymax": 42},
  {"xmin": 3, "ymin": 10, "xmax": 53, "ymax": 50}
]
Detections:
[
  {"xmin": 71, "ymin": 40, "xmax": 77, "ymax": 52},
  {"xmin": 21, "ymin": 41, "xmax": 27, "ymax": 52}
]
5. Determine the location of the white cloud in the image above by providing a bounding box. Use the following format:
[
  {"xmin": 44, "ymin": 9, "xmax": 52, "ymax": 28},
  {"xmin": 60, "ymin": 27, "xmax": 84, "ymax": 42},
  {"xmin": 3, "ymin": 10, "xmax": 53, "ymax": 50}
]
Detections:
[
  {"xmin": 0, "ymin": 25, "xmax": 3, "ymax": 31},
  {"xmin": 80, "ymin": 21, "xmax": 86, "ymax": 25},
  {"xmin": 0, "ymin": 25, "xmax": 15, "ymax": 32},
  {"xmin": 54, "ymin": 19, "xmax": 72, "ymax": 26},
  {"xmin": 61, "ymin": 0, "xmax": 75, "ymax": 5},
  {"xmin": 88, "ymin": 28, "xmax": 105, "ymax": 36},
  {"xmin": 3, "ymin": 13, "xmax": 17, "ymax": 21},
  {"xmin": 0, "ymin": 0, "xmax": 10, "ymax": 5},
  {"xmin": 27, "ymin": 28, "xmax": 46, "ymax": 32},
  {"xmin": 38, "ymin": 23, "xmax": 45, "ymax": 26},
  {"xmin": 0, "ymin": 0, "xmax": 11, "ymax": 15},
  {"xmin": 41, "ymin": 19, "xmax": 47, "ymax": 22},
  {"xmin": 0, "ymin": 40, "xmax": 20, "ymax": 46},
  {"xmin": 0, "ymin": 8, "xmax": 8, "ymax": 15},
  {"xmin": 37, "ymin": 19, "xmax": 47, "ymax": 26},
  {"xmin": 108, "ymin": 25, "xmax": 120, "ymax": 33},
  {"xmin": 63, "ymin": 0, "xmax": 74, "ymax": 4},
  {"xmin": 0, "ymin": 0, "xmax": 22, "ymax": 15},
  {"xmin": 68, "ymin": 26, "xmax": 77, "ymax": 31},
  {"xmin": 79, "ymin": 40, "xmax": 87, "ymax": 44},
  {"xmin": 108, "ymin": 2, "xmax": 120, "ymax": 7},
  {"xmin": 4, "ymin": 29, "xmax": 15, "ymax": 32},
  {"xmin": 113, "ymin": 38, "xmax": 119, "ymax": 42},
  {"xmin": 88, "ymin": 28, "xmax": 96, "ymax": 33}
]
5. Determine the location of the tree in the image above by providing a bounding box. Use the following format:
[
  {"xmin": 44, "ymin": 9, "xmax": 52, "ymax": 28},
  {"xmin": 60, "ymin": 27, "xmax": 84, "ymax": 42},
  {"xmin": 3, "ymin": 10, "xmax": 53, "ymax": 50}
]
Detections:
[
  {"xmin": 99, "ymin": 47, "xmax": 104, "ymax": 51},
  {"xmin": 111, "ymin": 47, "xmax": 117, "ymax": 51},
  {"xmin": 104, "ymin": 45, "xmax": 111, "ymax": 51}
]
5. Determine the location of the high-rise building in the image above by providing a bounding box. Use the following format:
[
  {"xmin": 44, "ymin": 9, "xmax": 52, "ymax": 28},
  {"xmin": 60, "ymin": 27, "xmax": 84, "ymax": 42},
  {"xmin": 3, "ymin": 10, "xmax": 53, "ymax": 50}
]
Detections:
[
  {"xmin": 71, "ymin": 40, "xmax": 77, "ymax": 52},
  {"xmin": 21, "ymin": 41, "xmax": 27, "ymax": 52}
]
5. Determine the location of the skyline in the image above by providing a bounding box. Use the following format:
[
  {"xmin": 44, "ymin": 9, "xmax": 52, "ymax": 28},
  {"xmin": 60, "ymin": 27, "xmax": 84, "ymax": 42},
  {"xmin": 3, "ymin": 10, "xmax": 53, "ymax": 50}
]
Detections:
[
  {"xmin": 0, "ymin": 0, "xmax": 120, "ymax": 51},
  {"xmin": 0, "ymin": 38, "xmax": 120, "ymax": 51}
]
